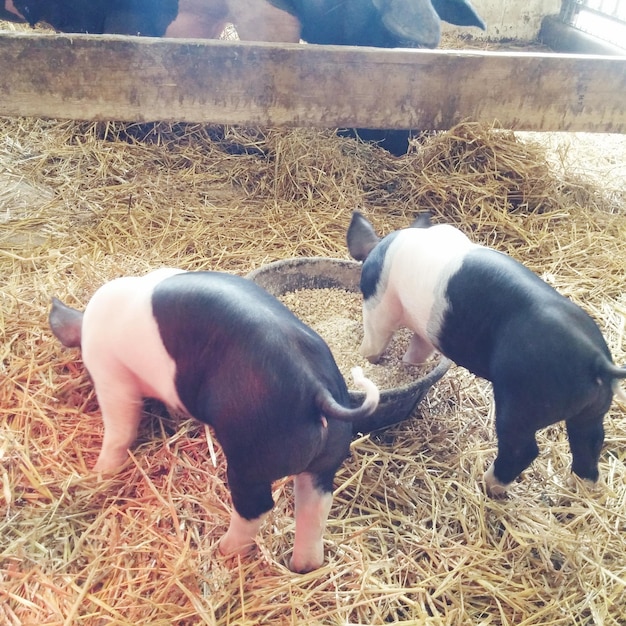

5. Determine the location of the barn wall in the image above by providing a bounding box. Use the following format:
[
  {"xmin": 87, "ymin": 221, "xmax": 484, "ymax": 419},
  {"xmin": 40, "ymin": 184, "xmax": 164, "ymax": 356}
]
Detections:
[{"xmin": 442, "ymin": 0, "xmax": 562, "ymax": 41}]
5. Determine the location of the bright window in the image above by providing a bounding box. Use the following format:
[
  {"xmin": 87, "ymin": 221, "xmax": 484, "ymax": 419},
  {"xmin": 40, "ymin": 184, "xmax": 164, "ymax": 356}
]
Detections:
[{"xmin": 562, "ymin": 0, "xmax": 626, "ymax": 49}]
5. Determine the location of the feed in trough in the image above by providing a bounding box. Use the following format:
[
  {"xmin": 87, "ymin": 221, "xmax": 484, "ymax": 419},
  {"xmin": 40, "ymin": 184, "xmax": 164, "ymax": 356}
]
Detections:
[
  {"xmin": 248, "ymin": 256, "xmax": 452, "ymax": 433},
  {"xmin": 278, "ymin": 286, "xmax": 433, "ymax": 390}
]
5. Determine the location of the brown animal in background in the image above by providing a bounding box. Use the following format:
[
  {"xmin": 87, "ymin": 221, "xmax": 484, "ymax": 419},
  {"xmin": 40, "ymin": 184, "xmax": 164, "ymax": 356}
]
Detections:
[
  {"xmin": 1, "ymin": 0, "xmax": 300, "ymax": 38},
  {"xmin": 165, "ymin": 0, "xmax": 300, "ymax": 41}
]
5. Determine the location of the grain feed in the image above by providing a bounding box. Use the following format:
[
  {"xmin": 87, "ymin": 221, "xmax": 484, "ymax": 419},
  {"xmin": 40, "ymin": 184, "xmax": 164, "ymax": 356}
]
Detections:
[{"xmin": 279, "ymin": 287, "xmax": 431, "ymax": 389}]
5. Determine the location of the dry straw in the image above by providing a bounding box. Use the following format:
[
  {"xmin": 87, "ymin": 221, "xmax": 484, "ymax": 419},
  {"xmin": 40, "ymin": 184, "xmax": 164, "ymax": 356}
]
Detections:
[{"xmin": 1, "ymin": 113, "xmax": 625, "ymax": 625}]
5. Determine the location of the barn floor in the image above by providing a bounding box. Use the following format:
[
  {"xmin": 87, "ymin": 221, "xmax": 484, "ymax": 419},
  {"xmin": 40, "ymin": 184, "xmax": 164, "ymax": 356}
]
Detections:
[
  {"xmin": 1, "ymin": 17, "xmax": 625, "ymax": 624},
  {"xmin": 1, "ymin": 114, "xmax": 625, "ymax": 625}
]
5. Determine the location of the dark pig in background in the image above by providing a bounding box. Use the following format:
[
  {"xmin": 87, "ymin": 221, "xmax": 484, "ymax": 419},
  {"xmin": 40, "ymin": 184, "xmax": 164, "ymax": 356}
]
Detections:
[
  {"xmin": 269, "ymin": 0, "xmax": 485, "ymax": 48},
  {"xmin": 347, "ymin": 211, "xmax": 626, "ymax": 495},
  {"xmin": 269, "ymin": 0, "xmax": 486, "ymax": 155},
  {"xmin": 49, "ymin": 268, "xmax": 379, "ymax": 573},
  {"xmin": 3, "ymin": 0, "xmax": 484, "ymax": 44},
  {"xmin": 7, "ymin": 0, "xmax": 179, "ymax": 35}
]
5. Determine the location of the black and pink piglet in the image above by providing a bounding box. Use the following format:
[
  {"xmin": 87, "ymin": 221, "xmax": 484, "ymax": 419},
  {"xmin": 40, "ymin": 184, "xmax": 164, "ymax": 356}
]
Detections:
[
  {"xmin": 347, "ymin": 211, "xmax": 626, "ymax": 495},
  {"xmin": 49, "ymin": 268, "xmax": 379, "ymax": 573}
]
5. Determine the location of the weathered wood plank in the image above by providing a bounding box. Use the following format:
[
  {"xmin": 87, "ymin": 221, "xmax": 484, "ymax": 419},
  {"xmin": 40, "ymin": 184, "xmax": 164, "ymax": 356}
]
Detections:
[{"xmin": 0, "ymin": 32, "xmax": 625, "ymax": 131}]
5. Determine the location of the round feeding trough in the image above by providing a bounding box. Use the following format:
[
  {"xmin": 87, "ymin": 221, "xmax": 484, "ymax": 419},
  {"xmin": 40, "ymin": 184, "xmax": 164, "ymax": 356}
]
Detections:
[{"xmin": 247, "ymin": 257, "xmax": 452, "ymax": 433}]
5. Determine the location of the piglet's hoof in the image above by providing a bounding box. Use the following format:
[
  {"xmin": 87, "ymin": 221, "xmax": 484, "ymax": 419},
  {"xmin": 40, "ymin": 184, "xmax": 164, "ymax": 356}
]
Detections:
[
  {"xmin": 289, "ymin": 553, "xmax": 324, "ymax": 574},
  {"xmin": 217, "ymin": 536, "xmax": 257, "ymax": 561},
  {"xmin": 363, "ymin": 353, "xmax": 382, "ymax": 365},
  {"xmin": 92, "ymin": 455, "xmax": 132, "ymax": 476},
  {"xmin": 565, "ymin": 473, "xmax": 602, "ymax": 492},
  {"xmin": 483, "ymin": 463, "xmax": 510, "ymax": 498}
]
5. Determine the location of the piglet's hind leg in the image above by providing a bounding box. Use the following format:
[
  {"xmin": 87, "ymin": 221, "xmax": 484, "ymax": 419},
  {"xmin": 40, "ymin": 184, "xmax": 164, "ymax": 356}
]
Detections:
[
  {"xmin": 484, "ymin": 408, "xmax": 540, "ymax": 496},
  {"xmin": 290, "ymin": 472, "xmax": 333, "ymax": 573},
  {"xmin": 220, "ymin": 469, "xmax": 274, "ymax": 559},
  {"xmin": 566, "ymin": 416, "xmax": 604, "ymax": 483},
  {"xmin": 91, "ymin": 377, "xmax": 144, "ymax": 472}
]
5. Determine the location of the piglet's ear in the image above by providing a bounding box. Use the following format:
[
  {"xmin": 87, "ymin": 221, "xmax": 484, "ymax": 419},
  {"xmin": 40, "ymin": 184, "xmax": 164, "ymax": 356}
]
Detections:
[
  {"xmin": 430, "ymin": 0, "xmax": 486, "ymax": 29},
  {"xmin": 347, "ymin": 211, "xmax": 380, "ymax": 261},
  {"xmin": 410, "ymin": 212, "xmax": 432, "ymax": 229}
]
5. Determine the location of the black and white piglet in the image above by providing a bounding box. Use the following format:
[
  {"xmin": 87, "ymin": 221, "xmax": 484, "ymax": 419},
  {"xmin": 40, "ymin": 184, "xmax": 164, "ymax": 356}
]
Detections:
[
  {"xmin": 49, "ymin": 268, "xmax": 379, "ymax": 573},
  {"xmin": 347, "ymin": 211, "xmax": 626, "ymax": 495}
]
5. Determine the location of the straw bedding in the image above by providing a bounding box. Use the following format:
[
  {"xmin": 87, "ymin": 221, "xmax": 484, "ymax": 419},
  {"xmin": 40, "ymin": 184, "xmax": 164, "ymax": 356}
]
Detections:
[{"xmin": 1, "ymin": 109, "xmax": 625, "ymax": 626}]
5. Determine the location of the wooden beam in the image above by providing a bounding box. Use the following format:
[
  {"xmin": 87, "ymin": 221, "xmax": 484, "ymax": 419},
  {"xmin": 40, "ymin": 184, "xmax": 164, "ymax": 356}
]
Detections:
[{"xmin": 0, "ymin": 32, "xmax": 625, "ymax": 132}]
